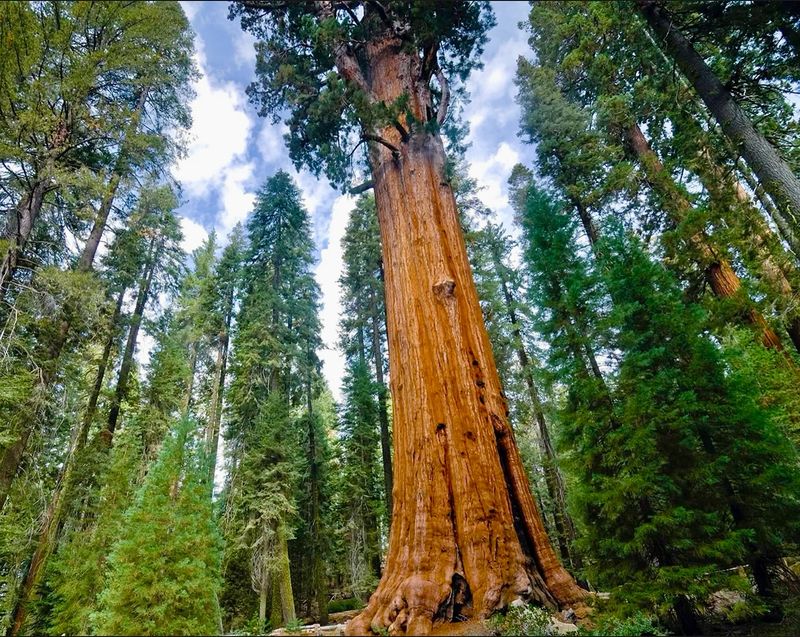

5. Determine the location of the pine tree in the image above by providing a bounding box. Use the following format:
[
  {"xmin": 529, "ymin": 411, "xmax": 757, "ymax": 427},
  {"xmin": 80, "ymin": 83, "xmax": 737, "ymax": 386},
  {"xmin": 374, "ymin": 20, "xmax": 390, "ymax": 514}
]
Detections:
[
  {"xmin": 222, "ymin": 171, "xmax": 330, "ymax": 629},
  {"xmin": 338, "ymin": 194, "xmax": 392, "ymax": 527},
  {"xmin": 336, "ymin": 360, "xmax": 384, "ymax": 598},
  {"xmin": 93, "ymin": 418, "xmax": 222, "ymax": 636}
]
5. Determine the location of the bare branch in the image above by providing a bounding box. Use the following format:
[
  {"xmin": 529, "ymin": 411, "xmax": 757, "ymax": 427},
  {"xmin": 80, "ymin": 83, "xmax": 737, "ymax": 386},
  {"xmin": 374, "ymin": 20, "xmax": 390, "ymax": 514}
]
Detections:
[
  {"xmin": 363, "ymin": 133, "xmax": 400, "ymax": 158},
  {"xmin": 349, "ymin": 180, "xmax": 374, "ymax": 195},
  {"xmin": 435, "ymin": 69, "xmax": 450, "ymax": 126},
  {"xmin": 393, "ymin": 121, "xmax": 409, "ymax": 142}
]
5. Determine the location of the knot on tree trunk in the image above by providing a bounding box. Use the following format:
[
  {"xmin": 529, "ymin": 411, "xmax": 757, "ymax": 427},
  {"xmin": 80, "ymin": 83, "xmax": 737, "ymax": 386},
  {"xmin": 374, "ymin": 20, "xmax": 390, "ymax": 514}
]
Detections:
[{"xmin": 433, "ymin": 279, "xmax": 456, "ymax": 301}]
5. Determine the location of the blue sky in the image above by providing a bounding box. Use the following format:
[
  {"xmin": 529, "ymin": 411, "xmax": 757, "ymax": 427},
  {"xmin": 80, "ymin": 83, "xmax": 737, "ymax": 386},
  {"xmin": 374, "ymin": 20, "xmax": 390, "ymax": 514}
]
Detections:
[{"xmin": 174, "ymin": 1, "xmax": 533, "ymax": 399}]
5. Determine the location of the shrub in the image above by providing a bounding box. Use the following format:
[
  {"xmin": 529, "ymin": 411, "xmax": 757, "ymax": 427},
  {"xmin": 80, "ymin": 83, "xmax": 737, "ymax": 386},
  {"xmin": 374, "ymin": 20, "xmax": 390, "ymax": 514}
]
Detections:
[{"xmin": 488, "ymin": 604, "xmax": 552, "ymax": 636}]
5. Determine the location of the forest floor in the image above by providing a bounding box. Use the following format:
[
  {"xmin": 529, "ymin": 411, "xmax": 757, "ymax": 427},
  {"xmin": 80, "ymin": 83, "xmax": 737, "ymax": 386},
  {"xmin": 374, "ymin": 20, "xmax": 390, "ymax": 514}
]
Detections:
[
  {"xmin": 704, "ymin": 594, "xmax": 800, "ymax": 637},
  {"xmin": 276, "ymin": 593, "xmax": 800, "ymax": 636}
]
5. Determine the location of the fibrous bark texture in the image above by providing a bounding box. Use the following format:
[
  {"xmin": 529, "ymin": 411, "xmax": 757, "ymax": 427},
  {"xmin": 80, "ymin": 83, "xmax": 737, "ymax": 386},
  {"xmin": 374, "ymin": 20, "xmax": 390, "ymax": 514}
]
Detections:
[
  {"xmin": 345, "ymin": 36, "xmax": 585, "ymax": 637},
  {"xmin": 622, "ymin": 123, "xmax": 787, "ymax": 353}
]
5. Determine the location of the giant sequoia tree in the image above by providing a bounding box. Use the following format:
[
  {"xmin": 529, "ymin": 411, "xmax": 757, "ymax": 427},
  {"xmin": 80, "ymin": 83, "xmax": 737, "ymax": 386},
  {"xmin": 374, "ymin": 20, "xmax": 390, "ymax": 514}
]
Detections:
[{"xmin": 231, "ymin": 3, "xmax": 584, "ymax": 633}]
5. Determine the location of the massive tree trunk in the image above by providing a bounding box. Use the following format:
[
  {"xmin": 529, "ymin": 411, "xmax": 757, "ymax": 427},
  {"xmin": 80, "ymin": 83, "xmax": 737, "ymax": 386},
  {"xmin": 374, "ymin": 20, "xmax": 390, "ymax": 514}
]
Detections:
[
  {"xmin": 622, "ymin": 122, "xmax": 787, "ymax": 353},
  {"xmin": 370, "ymin": 280, "xmax": 393, "ymax": 523},
  {"xmin": 637, "ymin": 0, "xmax": 800, "ymax": 226},
  {"xmin": 346, "ymin": 36, "xmax": 585, "ymax": 636}
]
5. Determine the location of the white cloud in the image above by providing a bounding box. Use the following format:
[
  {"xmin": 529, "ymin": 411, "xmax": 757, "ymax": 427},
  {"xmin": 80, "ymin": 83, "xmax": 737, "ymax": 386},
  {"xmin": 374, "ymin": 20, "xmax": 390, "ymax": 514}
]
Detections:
[
  {"xmin": 179, "ymin": 0, "xmax": 200, "ymax": 21},
  {"xmin": 173, "ymin": 71, "xmax": 253, "ymax": 198},
  {"xmin": 180, "ymin": 216, "xmax": 209, "ymax": 254},
  {"xmin": 173, "ymin": 32, "xmax": 258, "ymax": 241},
  {"xmin": 233, "ymin": 30, "xmax": 257, "ymax": 69},
  {"xmin": 294, "ymin": 169, "xmax": 339, "ymax": 246},
  {"xmin": 258, "ymin": 121, "xmax": 288, "ymax": 166},
  {"xmin": 217, "ymin": 162, "xmax": 257, "ymax": 237},
  {"xmin": 468, "ymin": 141, "xmax": 520, "ymax": 230},
  {"xmin": 316, "ymin": 194, "xmax": 354, "ymax": 401}
]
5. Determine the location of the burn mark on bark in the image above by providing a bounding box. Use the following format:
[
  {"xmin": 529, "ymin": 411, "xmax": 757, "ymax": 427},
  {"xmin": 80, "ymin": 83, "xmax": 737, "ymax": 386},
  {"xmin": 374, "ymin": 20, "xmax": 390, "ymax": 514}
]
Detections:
[
  {"xmin": 433, "ymin": 278, "xmax": 456, "ymax": 300},
  {"xmin": 433, "ymin": 417, "xmax": 472, "ymax": 623},
  {"xmin": 494, "ymin": 426, "xmax": 557, "ymax": 610}
]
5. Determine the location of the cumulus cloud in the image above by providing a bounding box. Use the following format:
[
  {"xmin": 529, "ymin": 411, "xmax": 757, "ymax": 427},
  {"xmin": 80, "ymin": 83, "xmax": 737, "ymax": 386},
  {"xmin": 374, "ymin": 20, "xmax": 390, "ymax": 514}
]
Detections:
[
  {"xmin": 295, "ymin": 169, "xmax": 339, "ymax": 247},
  {"xmin": 233, "ymin": 30, "xmax": 257, "ymax": 69},
  {"xmin": 258, "ymin": 121, "xmax": 288, "ymax": 166},
  {"xmin": 316, "ymin": 194, "xmax": 355, "ymax": 401},
  {"xmin": 467, "ymin": 141, "xmax": 521, "ymax": 231},
  {"xmin": 172, "ymin": 25, "xmax": 258, "ymax": 242},
  {"xmin": 173, "ymin": 71, "xmax": 254, "ymax": 199},
  {"xmin": 217, "ymin": 162, "xmax": 257, "ymax": 237},
  {"xmin": 179, "ymin": 0, "xmax": 200, "ymax": 21},
  {"xmin": 180, "ymin": 216, "xmax": 209, "ymax": 254}
]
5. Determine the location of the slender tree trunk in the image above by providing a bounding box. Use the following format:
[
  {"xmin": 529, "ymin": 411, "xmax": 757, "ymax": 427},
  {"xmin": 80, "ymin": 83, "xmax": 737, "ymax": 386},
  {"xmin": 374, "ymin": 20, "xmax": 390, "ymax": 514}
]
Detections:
[
  {"xmin": 307, "ymin": 360, "xmax": 329, "ymax": 624},
  {"xmin": 622, "ymin": 122, "xmax": 787, "ymax": 352},
  {"xmin": 259, "ymin": 571, "xmax": 269, "ymax": 632},
  {"xmin": 80, "ymin": 287, "xmax": 127, "ymax": 448},
  {"xmin": 0, "ymin": 93, "xmax": 147, "ymax": 508},
  {"xmin": 105, "ymin": 239, "xmax": 158, "ymax": 441},
  {"xmin": 370, "ymin": 283, "xmax": 393, "ymax": 523},
  {"xmin": 637, "ymin": 0, "xmax": 800, "ymax": 223},
  {"xmin": 182, "ymin": 341, "xmax": 198, "ymax": 417},
  {"xmin": 737, "ymin": 158, "xmax": 800, "ymax": 258},
  {"xmin": 77, "ymin": 88, "xmax": 149, "ymax": 273},
  {"xmin": 277, "ymin": 523, "xmax": 296, "ymax": 625},
  {"xmin": 0, "ymin": 180, "xmax": 51, "ymax": 298},
  {"xmin": 492, "ymin": 248, "xmax": 577, "ymax": 571},
  {"xmin": 347, "ymin": 37, "xmax": 584, "ymax": 636},
  {"xmin": 206, "ymin": 334, "xmax": 227, "ymax": 486},
  {"xmin": 5, "ymin": 285, "xmax": 128, "ymax": 635},
  {"xmin": 694, "ymin": 148, "xmax": 800, "ymax": 352}
]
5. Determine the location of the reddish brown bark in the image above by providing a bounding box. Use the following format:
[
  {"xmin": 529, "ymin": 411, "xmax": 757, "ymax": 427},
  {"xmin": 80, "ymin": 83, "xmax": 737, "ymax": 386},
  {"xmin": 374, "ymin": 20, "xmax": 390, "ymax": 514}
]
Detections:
[
  {"xmin": 622, "ymin": 123, "xmax": 786, "ymax": 352},
  {"xmin": 345, "ymin": 35, "xmax": 584, "ymax": 636},
  {"xmin": 694, "ymin": 147, "xmax": 800, "ymax": 353}
]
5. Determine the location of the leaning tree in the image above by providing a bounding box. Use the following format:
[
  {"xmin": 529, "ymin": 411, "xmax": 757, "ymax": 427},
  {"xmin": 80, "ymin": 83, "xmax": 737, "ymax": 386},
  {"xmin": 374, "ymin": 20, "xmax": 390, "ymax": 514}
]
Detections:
[{"xmin": 231, "ymin": 2, "xmax": 586, "ymax": 634}]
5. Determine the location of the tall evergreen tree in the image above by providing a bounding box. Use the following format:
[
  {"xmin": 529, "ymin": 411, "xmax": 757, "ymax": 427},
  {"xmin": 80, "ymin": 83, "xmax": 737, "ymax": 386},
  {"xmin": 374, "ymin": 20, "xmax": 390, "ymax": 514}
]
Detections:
[
  {"xmin": 93, "ymin": 418, "xmax": 222, "ymax": 636},
  {"xmin": 232, "ymin": 5, "xmax": 585, "ymax": 632},
  {"xmin": 222, "ymin": 171, "xmax": 330, "ymax": 629}
]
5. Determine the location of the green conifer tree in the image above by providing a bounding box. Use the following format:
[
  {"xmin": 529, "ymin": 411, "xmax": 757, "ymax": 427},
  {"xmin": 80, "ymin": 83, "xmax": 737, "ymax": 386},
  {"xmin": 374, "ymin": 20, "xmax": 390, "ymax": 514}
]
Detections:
[{"xmin": 93, "ymin": 418, "xmax": 222, "ymax": 636}]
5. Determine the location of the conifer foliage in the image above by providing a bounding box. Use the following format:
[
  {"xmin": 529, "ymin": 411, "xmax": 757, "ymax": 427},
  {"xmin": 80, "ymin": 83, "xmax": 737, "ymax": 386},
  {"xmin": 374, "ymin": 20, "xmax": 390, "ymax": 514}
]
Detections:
[{"xmin": 2, "ymin": 2, "xmax": 800, "ymax": 636}]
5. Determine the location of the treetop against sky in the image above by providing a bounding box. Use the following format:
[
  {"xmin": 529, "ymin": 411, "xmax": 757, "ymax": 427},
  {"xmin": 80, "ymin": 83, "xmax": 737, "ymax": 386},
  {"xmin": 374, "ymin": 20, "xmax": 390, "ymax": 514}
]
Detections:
[{"xmin": 170, "ymin": 0, "xmax": 529, "ymax": 399}]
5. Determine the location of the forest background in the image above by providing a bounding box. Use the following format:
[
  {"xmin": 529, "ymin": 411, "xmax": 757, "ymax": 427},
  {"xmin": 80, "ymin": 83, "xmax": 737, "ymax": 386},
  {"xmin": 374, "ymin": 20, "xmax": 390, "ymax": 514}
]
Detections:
[{"xmin": 1, "ymin": 1, "xmax": 800, "ymax": 636}]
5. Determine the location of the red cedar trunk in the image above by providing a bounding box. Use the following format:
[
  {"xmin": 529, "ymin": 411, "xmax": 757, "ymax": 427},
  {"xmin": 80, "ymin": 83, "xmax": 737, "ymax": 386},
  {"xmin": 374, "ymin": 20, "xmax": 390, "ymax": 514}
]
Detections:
[
  {"xmin": 622, "ymin": 123, "xmax": 787, "ymax": 353},
  {"xmin": 346, "ymin": 38, "xmax": 584, "ymax": 636}
]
